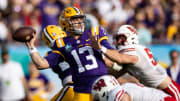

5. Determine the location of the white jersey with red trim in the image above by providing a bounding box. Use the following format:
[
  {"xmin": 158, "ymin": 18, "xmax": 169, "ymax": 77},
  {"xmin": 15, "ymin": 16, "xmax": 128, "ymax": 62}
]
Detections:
[
  {"xmin": 108, "ymin": 83, "xmax": 170, "ymax": 101},
  {"xmin": 118, "ymin": 45, "xmax": 167, "ymax": 87}
]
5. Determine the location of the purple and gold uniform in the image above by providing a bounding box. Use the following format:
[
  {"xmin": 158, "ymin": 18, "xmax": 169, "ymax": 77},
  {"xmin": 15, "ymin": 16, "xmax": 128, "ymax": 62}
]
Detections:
[
  {"xmin": 46, "ymin": 51, "xmax": 72, "ymax": 86},
  {"xmin": 50, "ymin": 83, "xmax": 74, "ymax": 101},
  {"xmin": 42, "ymin": 25, "xmax": 74, "ymax": 101},
  {"xmin": 46, "ymin": 51, "xmax": 74, "ymax": 101},
  {"xmin": 45, "ymin": 26, "xmax": 113, "ymax": 95}
]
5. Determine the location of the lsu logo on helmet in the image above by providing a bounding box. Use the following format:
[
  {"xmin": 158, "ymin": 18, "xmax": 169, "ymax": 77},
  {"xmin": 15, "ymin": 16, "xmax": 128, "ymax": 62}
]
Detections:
[
  {"xmin": 59, "ymin": 7, "xmax": 85, "ymax": 34},
  {"xmin": 42, "ymin": 25, "xmax": 67, "ymax": 48}
]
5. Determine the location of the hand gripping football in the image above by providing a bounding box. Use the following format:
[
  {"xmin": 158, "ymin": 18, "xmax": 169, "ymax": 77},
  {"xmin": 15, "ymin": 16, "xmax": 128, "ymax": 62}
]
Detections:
[{"xmin": 12, "ymin": 26, "xmax": 36, "ymax": 42}]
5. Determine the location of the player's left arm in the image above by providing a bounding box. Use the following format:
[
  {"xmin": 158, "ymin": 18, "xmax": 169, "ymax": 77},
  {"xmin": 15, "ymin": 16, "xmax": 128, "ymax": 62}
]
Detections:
[
  {"xmin": 92, "ymin": 27, "xmax": 123, "ymax": 71},
  {"xmin": 95, "ymin": 27, "xmax": 122, "ymax": 71}
]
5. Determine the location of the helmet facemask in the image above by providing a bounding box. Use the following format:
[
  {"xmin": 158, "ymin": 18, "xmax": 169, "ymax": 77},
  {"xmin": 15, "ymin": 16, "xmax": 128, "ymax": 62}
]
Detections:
[
  {"xmin": 69, "ymin": 15, "xmax": 85, "ymax": 35},
  {"xmin": 115, "ymin": 34, "xmax": 127, "ymax": 46},
  {"xmin": 115, "ymin": 25, "xmax": 139, "ymax": 49},
  {"xmin": 59, "ymin": 7, "xmax": 86, "ymax": 35}
]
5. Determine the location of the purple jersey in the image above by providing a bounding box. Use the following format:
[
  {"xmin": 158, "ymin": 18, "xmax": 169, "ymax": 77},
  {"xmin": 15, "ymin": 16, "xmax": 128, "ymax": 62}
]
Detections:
[
  {"xmin": 46, "ymin": 51, "xmax": 72, "ymax": 85},
  {"xmin": 45, "ymin": 26, "xmax": 113, "ymax": 93}
]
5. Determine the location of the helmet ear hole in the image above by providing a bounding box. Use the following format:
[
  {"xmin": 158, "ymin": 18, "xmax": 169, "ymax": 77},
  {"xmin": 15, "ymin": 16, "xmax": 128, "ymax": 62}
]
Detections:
[{"xmin": 102, "ymin": 92, "xmax": 106, "ymax": 97}]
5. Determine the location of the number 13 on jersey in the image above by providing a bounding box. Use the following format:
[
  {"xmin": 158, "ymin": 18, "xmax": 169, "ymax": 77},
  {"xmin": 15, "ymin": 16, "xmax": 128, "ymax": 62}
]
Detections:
[{"xmin": 71, "ymin": 46, "xmax": 98, "ymax": 73}]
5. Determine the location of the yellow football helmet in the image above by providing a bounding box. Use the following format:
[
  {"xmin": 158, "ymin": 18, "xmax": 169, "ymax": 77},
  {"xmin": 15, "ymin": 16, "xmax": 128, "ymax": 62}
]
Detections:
[
  {"xmin": 59, "ymin": 6, "xmax": 85, "ymax": 34},
  {"xmin": 42, "ymin": 25, "xmax": 67, "ymax": 47}
]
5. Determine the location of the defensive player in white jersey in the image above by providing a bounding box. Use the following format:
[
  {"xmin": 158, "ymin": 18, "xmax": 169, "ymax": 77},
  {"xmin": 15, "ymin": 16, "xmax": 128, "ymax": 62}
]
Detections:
[
  {"xmin": 91, "ymin": 75, "xmax": 176, "ymax": 101},
  {"xmin": 89, "ymin": 25, "xmax": 180, "ymax": 101}
]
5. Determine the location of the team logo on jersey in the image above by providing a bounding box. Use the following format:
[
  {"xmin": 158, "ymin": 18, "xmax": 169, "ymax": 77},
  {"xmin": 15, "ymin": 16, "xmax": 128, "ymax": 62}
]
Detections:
[
  {"xmin": 93, "ymin": 79, "xmax": 106, "ymax": 91},
  {"xmin": 65, "ymin": 43, "xmax": 72, "ymax": 52}
]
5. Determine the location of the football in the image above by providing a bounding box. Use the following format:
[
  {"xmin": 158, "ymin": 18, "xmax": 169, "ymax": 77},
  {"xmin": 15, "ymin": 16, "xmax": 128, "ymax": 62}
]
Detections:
[{"xmin": 12, "ymin": 26, "xmax": 36, "ymax": 42}]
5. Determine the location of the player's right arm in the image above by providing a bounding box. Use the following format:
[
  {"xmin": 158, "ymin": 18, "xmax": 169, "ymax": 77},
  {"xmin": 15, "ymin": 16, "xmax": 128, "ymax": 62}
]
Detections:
[
  {"xmin": 25, "ymin": 34, "xmax": 50, "ymax": 69},
  {"xmin": 25, "ymin": 34, "xmax": 64, "ymax": 70},
  {"xmin": 29, "ymin": 51, "xmax": 49, "ymax": 69}
]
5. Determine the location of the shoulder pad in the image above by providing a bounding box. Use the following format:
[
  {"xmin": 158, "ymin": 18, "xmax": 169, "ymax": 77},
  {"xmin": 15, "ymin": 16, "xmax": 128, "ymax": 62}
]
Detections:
[
  {"xmin": 92, "ymin": 26, "xmax": 108, "ymax": 42},
  {"xmin": 55, "ymin": 38, "xmax": 65, "ymax": 48},
  {"xmin": 91, "ymin": 26, "xmax": 108, "ymax": 42},
  {"xmin": 91, "ymin": 26, "xmax": 100, "ymax": 36}
]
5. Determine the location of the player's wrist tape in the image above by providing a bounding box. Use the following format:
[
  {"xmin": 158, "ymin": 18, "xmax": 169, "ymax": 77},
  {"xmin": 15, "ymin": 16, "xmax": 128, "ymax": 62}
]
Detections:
[
  {"xmin": 100, "ymin": 46, "xmax": 107, "ymax": 54},
  {"xmin": 29, "ymin": 47, "xmax": 37, "ymax": 54},
  {"xmin": 112, "ymin": 63, "xmax": 123, "ymax": 71}
]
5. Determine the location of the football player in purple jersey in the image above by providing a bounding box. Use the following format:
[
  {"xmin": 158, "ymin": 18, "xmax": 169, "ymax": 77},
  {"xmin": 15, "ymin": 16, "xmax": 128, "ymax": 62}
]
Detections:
[
  {"xmin": 25, "ymin": 7, "xmax": 114, "ymax": 101},
  {"xmin": 42, "ymin": 25, "xmax": 74, "ymax": 101}
]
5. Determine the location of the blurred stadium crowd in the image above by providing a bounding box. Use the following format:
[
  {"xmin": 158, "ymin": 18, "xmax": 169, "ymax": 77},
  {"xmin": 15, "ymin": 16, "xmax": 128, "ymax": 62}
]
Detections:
[{"xmin": 0, "ymin": 0, "xmax": 180, "ymax": 46}]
